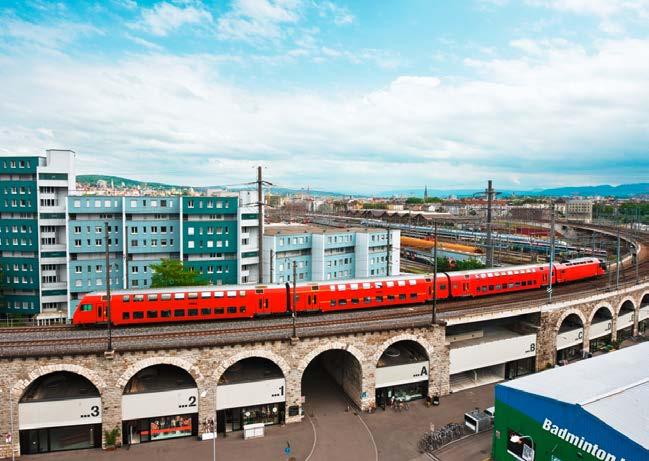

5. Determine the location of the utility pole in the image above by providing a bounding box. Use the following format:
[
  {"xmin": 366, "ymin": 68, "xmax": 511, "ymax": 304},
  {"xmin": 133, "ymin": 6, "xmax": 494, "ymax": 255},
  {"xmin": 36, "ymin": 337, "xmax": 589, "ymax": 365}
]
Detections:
[
  {"xmin": 270, "ymin": 249, "xmax": 274, "ymax": 284},
  {"xmin": 485, "ymin": 180, "xmax": 494, "ymax": 268},
  {"xmin": 432, "ymin": 221, "xmax": 438, "ymax": 325},
  {"xmin": 257, "ymin": 166, "xmax": 264, "ymax": 281},
  {"xmin": 386, "ymin": 225, "xmax": 391, "ymax": 276},
  {"xmin": 616, "ymin": 207, "xmax": 621, "ymax": 288},
  {"xmin": 105, "ymin": 222, "xmax": 113, "ymax": 352},
  {"xmin": 548, "ymin": 203, "xmax": 555, "ymax": 303},
  {"xmin": 124, "ymin": 228, "xmax": 129, "ymax": 289},
  {"xmin": 292, "ymin": 262, "xmax": 297, "ymax": 339}
]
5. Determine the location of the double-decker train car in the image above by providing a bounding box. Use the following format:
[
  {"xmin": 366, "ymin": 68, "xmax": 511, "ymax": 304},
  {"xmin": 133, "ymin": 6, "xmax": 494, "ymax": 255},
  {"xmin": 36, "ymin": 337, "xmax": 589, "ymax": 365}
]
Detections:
[{"xmin": 72, "ymin": 258, "xmax": 606, "ymax": 326}]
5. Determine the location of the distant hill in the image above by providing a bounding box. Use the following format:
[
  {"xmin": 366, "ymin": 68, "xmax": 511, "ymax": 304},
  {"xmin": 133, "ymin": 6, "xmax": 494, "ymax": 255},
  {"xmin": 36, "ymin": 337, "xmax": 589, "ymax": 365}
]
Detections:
[{"xmin": 539, "ymin": 183, "xmax": 649, "ymax": 197}]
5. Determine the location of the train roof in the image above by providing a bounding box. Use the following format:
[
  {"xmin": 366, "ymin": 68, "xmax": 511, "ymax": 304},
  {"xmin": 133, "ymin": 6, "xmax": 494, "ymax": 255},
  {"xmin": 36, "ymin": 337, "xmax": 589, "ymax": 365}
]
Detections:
[{"xmin": 85, "ymin": 273, "xmax": 431, "ymax": 297}]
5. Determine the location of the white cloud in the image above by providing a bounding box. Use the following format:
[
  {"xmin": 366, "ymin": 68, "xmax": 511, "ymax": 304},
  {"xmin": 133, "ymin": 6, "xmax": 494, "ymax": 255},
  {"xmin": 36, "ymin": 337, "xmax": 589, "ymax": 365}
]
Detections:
[
  {"xmin": 314, "ymin": 1, "xmax": 354, "ymax": 25},
  {"xmin": 1, "ymin": 37, "xmax": 648, "ymax": 191},
  {"xmin": 0, "ymin": 16, "xmax": 102, "ymax": 51},
  {"xmin": 135, "ymin": 1, "xmax": 213, "ymax": 36},
  {"xmin": 217, "ymin": 0, "xmax": 302, "ymax": 41}
]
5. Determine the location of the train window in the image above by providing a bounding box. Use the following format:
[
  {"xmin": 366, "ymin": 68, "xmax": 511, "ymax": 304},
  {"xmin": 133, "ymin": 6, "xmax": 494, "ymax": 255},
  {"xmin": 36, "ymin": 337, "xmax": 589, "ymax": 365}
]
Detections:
[
  {"xmin": 122, "ymin": 312, "xmax": 130, "ymax": 320},
  {"xmin": 146, "ymin": 310, "xmax": 158, "ymax": 318},
  {"xmin": 188, "ymin": 309, "xmax": 198, "ymax": 316},
  {"xmin": 215, "ymin": 292, "xmax": 224, "ymax": 298},
  {"xmin": 311, "ymin": 285, "xmax": 319, "ymax": 291},
  {"xmin": 521, "ymin": 281, "xmax": 527, "ymax": 286},
  {"xmin": 364, "ymin": 296, "xmax": 371, "ymax": 303},
  {"xmin": 215, "ymin": 308, "xmax": 224, "ymax": 314},
  {"xmin": 265, "ymin": 300, "xmax": 269, "ymax": 309},
  {"xmin": 133, "ymin": 311, "xmax": 144, "ymax": 319},
  {"xmin": 227, "ymin": 307, "xmax": 236, "ymax": 313},
  {"xmin": 399, "ymin": 294, "xmax": 407, "ymax": 300},
  {"xmin": 227, "ymin": 291, "xmax": 237, "ymax": 298},
  {"xmin": 352, "ymin": 298, "xmax": 359, "ymax": 304},
  {"xmin": 256, "ymin": 289, "xmax": 264, "ymax": 294},
  {"xmin": 161, "ymin": 310, "xmax": 171, "ymax": 318},
  {"xmin": 148, "ymin": 294, "xmax": 158, "ymax": 301},
  {"xmin": 122, "ymin": 296, "xmax": 130, "ymax": 303},
  {"xmin": 239, "ymin": 306, "xmax": 246, "ymax": 313},
  {"xmin": 508, "ymin": 283, "xmax": 515, "ymax": 288},
  {"xmin": 489, "ymin": 285, "xmax": 494, "ymax": 291},
  {"xmin": 386, "ymin": 281, "xmax": 394, "ymax": 287},
  {"xmin": 174, "ymin": 309, "xmax": 185, "ymax": 317},
  {"xmin": 410, "ymin": 293, "xmax": 417, "ymax": 299},
  {"xmin": 375, "ymin": 282, "xmax": 382, "ymax": 289},
  {"xmin": 239, "ymin": 291, "xmax": 246, "ymax": 297},
  {"xmin": 481, "ymin": 286, "xmax": 487, "ymax": 292},
  {"xmin": 134, "ymin": 295, "xmax": 144, "ymax": 302},
  {"xmin": 174, "ymin": 293, "xmax": 184, "ymax": 300},
  {"xmin": 440, "ymin": 284, "xmax": 447, "ymax": 290},
  {"xmin": 362, "ymin": 283, "xmax": 371, "ymax": 289},
  {"xmin": 201, "ymin": 308, "xmax": 211, "ymax": 315},
  {"xmin": 387, "ymin": 295, "xmax": 395, "ymax": 301},
  {"xmin": 515, "ymin": 282, "xmax": 521, "ymax": 287},
  {"xmin": 188, "ymin": 292, "xmax": 198, "ymax": 299},
  {"xmin": 409, "ymin": 280, "xmax": 416, "ymax": 285},
  {"xmin": 339, "ymin": 299, "xmax": 347, "ymax": 306},
  {"xmin": 201, "ymin": 292, "xmax": 212, "ymax": 298},
  {"xmin": 398, "ymin": 280, "xmax": 406, "ymax": 286},
  {"xmin": 350, "ymin": 283, "xmax": 359, "ymax": 290},
  {"xmin": 81, "ymin": 304, "xmax": 93, "ymax": 311},
  {"xmin": 161, "ymin": 294, "xmax": 172, "ymax": 301},
  {"xmin": 330, "ymin": 300, "xmax": 336, "ymax": 306},
  {"xmin": 376, "ymin": 296, "xmax": 383, "ymax": 302},
  {"xmin": 496, "ymin": 284, "xmax": 502, "ymax": 290}
]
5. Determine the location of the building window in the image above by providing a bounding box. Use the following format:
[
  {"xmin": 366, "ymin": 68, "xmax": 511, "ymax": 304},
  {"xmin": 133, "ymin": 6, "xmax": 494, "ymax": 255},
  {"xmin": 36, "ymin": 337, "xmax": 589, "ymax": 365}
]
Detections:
[
  {"xmin": 187, "ymin": 200, "xmax": 194, "ymax": 208},
  {"xmin": 188, "ymin": 241, "xmax": 195, "ymax": 248},
  {"xmin": 188, "ymin": 227, "xmax": 194, "ymax": 235}
]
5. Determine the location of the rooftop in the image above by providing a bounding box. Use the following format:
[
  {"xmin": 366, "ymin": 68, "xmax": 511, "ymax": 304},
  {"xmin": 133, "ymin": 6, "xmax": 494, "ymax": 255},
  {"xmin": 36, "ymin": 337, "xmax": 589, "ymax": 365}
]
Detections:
[{"xmin": 500, "ymin": 342, "xmax": 649, "ymax": 449}]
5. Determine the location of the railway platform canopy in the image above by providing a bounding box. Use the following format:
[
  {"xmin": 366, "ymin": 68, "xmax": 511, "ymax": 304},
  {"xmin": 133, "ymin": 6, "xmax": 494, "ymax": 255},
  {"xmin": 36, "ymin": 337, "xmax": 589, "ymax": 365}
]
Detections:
[{"xmin": 493, "ymin": 342, "xmax": 649, "ymax": 461}]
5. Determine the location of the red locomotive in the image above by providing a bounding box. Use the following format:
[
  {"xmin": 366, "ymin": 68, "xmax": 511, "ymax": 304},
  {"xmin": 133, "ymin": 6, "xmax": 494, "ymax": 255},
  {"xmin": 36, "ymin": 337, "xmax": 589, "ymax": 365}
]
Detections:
[{"xmin": 72, "ymin": 257, "xmax": 606, "ymax": 326}]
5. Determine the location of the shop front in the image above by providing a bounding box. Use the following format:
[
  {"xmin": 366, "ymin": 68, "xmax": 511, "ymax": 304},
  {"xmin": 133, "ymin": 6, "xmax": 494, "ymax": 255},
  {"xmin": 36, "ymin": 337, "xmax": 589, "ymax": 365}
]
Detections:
[
  {"xmin": 556, "ymin": 326, "xmax": 584, "ymax": 364},
  {"xmin": 375, "ymin": 361, "xmax": 429, "ymax": 407},
  {"xmin": 216, "ymin": 377, "xmax": 286, "ymax": 434},
  {"xmin": 122, "ymin": 388, "xmax": 198, "ymax": 444},
  {"xmin": 18, "ymin": 397, "xmax": 102, "ymax": 454}
]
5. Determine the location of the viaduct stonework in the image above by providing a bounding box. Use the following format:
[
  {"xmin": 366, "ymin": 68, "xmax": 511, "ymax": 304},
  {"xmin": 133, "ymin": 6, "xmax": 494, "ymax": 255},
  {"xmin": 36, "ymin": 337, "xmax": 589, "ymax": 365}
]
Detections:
[{"xmin": 1, "ymin": 282, "xmax": 648, "ymax": 458}]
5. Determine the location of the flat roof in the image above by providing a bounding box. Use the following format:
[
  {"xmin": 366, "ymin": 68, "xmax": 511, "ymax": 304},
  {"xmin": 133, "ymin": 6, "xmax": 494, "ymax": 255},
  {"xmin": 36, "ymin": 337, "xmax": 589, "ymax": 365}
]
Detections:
[
  {"xmin": 500, "ymin": 342, "xmax": 649, "ymax": 449},
  {"xmin": 264, "ymin": 224, "xmax": 385, "ymax": 235}
]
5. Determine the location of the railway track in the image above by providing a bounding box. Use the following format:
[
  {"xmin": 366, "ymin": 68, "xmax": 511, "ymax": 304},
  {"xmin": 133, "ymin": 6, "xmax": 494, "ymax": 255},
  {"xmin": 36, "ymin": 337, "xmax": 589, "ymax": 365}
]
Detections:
[{"xmin": 1, "ymin": 228, "xmax": 647, "ymax": 356}]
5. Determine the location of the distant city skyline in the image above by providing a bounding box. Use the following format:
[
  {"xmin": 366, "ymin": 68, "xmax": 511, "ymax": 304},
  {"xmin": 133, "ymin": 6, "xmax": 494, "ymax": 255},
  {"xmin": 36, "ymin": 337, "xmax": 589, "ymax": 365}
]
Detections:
[{"xmin": 1, "ymin": 0, "xmax": 648, "ymax": 193}]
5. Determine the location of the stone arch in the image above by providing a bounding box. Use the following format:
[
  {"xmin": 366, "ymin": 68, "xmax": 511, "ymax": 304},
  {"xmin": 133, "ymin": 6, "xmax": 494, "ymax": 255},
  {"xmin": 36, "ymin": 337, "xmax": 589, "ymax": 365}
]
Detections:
[
  {"xmin": 11, "ymin": 363, "xmax": 106, "ymax": 398},
  {"xmin": 372, "ymin": 333, "xmax": 433, "ymax": 365},
  {"xmin": 617, "ymin": 297, "xmax": 636, "ymax": 314},
  {"xmin": 117, "ymin": 356, "xmax": 204, "ymax": 389},
  {"xmin": 213, "ymin": 349, "xmax": 291, "ymax": 384},
  {"xmin": 555, "ymin": 308, "xmax": 587, "ymax": 332},
  {"xmin": 297, "ymin": 341, "xmax": 366, "ymax": 376},
  {"xmin": 588, "ymin": 302, "xmax": 614, "ymax": 323},
  {"xmin": 640, "ymin": 290, "xmax": 649, "ymax": 306}
]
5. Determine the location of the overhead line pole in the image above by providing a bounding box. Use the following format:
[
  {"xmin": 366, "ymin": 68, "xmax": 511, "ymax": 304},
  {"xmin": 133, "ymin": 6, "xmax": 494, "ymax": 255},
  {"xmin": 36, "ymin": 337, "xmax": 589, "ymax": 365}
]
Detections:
[
  {"xmin": 548, "ymin": 203, "xmax": 555, "ymax": 304},
  {"xmin": 485, "ymin": 180, "xmax": 494, "ymax": 268},
  {"xmin": 257, "ymin": 166, "xmax": 264, "ymax": 282},
  {"xmin": 105, "ymin": 222, "xmax": 113, "ymax": 352},
  {"xmin": 616, "ymin": 207, "xmax": 621, "ymax": 289},
  {"xmin": 292, "ymin": 262, "xmax": 298, "ymax": 340},
  {"xmin": 432, "ymin": 221, "xmax": 438, "ymax": 325}
]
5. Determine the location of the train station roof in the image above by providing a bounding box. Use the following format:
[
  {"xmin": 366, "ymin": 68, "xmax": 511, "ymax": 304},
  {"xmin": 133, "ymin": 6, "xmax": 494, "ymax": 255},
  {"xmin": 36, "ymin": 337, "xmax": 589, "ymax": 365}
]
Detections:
[{"xmin": 499, "ymin": 342, "xmax": 649, "ymax": 449}]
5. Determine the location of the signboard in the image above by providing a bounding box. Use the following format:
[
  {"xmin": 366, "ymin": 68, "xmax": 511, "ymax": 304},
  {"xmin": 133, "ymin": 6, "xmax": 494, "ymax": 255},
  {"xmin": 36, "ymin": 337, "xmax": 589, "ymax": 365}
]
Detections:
[
  {"xmin": 375, "ymin": 361, "xmax": 429, "ymax": 388},
  {"xmin": 122, "ymin": 388, "xmax": 198, "ymax": 421},
  {"xmin": 19, "ymin": 397, "xmax": 101, "ymax": 430},
  {"xmin": 450, "ymin": 333, "xmax": 537, "ymax": 374},
  {"xmin": 556, "ymin": 328, "xmax": 583, "ymax": 350},
  {"xmin": 217, "ymin": 378, "xmax": 285, "ymax": 410}
]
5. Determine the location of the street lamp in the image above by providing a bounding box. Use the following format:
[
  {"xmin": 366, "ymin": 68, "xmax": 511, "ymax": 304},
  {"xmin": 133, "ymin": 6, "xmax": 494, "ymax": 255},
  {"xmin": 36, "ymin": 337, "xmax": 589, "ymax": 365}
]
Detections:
[{"xmin": 510, "ymin": 434, "xmax": 535, "ymax": 460}]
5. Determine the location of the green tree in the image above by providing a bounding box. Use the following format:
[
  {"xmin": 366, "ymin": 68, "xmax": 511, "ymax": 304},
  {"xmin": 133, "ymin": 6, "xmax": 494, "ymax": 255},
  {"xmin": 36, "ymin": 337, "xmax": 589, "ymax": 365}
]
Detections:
[
  {"xmin": 405, "ymin": 197, "xmax": 424, "ymax": 204},
  {"xmin": 150, "ymin": 259, "xmax": 209, "ymax": 288}
]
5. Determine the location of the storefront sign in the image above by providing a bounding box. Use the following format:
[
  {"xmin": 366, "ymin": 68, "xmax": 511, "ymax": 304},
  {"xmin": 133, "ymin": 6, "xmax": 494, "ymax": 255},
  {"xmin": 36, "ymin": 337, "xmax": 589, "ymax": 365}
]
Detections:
[
  {"xmin": 542, "ymin": 418, "xmax": 626, "ymax": 461},
  {"xmin": 18, "ymin": 397, "xmax": 101, "ymax": 430},
  {"xmin": 122, "ymin": 388, "xmax": 198, "ymax": 421},
  {"xmin": 217, "ymin": 378, "xmax": 285, "ymax": 410},
  {"xmin": 556, "ymin": 328, "xmax": 583, "ymax": 350},
  {"xmin": 450, "ymin": 333, "xmax": 537, "ymax": 374},
  {"xmin": 375, "ymin": 361, "xmax": 429, "ymax": 388}
]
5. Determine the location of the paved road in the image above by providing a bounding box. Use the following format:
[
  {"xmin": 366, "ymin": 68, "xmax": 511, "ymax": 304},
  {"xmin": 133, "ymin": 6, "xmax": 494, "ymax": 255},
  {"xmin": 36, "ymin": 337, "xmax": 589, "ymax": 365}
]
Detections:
[
  {"xmin": 433, "ymin": 430, "xmax": 492, "ymax": 461},
  {"xmin": 302, "ymin": 366, "xmax": 377, "ymax": 461}
]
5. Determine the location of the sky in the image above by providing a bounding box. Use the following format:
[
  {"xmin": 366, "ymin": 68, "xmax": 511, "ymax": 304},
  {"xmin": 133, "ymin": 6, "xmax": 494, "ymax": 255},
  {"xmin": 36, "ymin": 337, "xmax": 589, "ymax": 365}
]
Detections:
[{"xmin": 0, "ymin": 0, "xmax": 648, "ymax": 193}]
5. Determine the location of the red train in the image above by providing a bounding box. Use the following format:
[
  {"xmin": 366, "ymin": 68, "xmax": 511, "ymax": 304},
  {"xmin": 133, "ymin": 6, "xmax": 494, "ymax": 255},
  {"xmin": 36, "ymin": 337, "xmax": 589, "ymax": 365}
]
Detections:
[{"xmin": 72, "ymin": 258, "xmax": 606, "ymax": 326}]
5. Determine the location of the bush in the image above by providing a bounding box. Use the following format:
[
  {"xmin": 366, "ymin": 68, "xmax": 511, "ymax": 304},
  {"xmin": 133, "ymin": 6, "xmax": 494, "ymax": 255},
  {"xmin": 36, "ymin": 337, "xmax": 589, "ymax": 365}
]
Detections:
[{"xmin": 104, "ymin": 427, "xmax": 120, "ymax": 447}]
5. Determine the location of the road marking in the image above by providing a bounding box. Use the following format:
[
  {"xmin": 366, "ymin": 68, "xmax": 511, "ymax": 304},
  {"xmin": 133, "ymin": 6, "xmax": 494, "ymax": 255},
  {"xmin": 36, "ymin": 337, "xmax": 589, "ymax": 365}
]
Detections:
[
  {"xmin": 304, "ymin": 412, "xmax": 317, "ymax": 461},
  {"xmin": 354, "ymin": 411, "xmax": 378, "ymax": 461}
]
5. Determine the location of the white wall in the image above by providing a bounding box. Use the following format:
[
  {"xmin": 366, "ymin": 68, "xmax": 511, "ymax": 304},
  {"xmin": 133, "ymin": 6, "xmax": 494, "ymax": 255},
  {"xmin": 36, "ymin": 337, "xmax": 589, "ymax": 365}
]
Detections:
[
  {"xmin": 375, "ymin": 361, "xmax": 429, "ymax": 388},
  {"xmin": 617, "ymin": 312, "xmax": 634, "ymax": 329},
  {"xmin": 216, "ymin": 378, "xmax": 286, "ymax": 410},
  {"xmin": 311, "ymin": 234, "xmax": 325, "ymax": 281},
  {"xmin": 556, "ymin": 328, "xmax": 584, "ymax": 350},
  {"xmin": 122, "ymin": 388, "xmax": 198, "ymax": 421},
  {"xmin": 354, "ymin": 232, "xmax": 369, "ymax": 278},
  {"xmin": 639, "ymin": 306, "xmax": 649, "ymax": 321},
  {"xmin": 450, "ymin": 333, "xmax": 537, "ymax": 374},
  {"xmin": 589, "ymin": 320, "xmax": 612, "ymax": 339},
  {"xmin": 19, "ymin": 397, "xmax": 101, "ymax": 430},
  {"xmin": 390, "ymin": 229, "xmax": 401, "ymax": 275}
]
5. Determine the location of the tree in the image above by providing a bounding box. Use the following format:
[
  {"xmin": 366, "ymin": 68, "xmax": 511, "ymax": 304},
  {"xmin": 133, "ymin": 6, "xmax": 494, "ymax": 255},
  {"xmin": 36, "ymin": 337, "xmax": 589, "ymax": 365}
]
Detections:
[{"xmin": 150, "ymin": 259, "xmax": 209, "ymax": 288}]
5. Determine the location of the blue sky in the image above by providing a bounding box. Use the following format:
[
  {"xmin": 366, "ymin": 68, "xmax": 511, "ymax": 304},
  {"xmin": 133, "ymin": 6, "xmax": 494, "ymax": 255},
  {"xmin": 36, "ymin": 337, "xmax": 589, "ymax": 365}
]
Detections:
[{"xmin": 1, "ymin": 0, "xmax": 648, "ymax": 193}]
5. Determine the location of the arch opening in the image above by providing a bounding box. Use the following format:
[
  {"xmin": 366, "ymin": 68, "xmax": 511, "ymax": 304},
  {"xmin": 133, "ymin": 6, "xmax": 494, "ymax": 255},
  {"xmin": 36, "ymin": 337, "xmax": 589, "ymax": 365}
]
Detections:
[
  {"xmin": 589, "ymin": 307, "xmax": 613, "ymax": 352},
  {"xmin": 18, "ymin": 371, "xmax": 102, "ymax": 455},
  {"xmin": 617, "ymin": 300, "xmax": 636, "ymax": 341},
  {"xmin": 122, "ymin": 364, "xmax": 198, "ymax": 445},
  {"xmin": 375, "ymin": 340, "xmax": 429, "ymax": 408},
  {"xmin": 216, "ymin": 357, "xmax": 286, "ymax": 434},
  {"xmin": 639, "ymin": 294, "xmax": 649, "ymax": 336},
  {"xmin": 301, "ymin": 349, "xmax": 364, "ymax": 415},
  {"xmin": 556, "ymin": 313, "xmax": 585, "ymax": 364}
]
